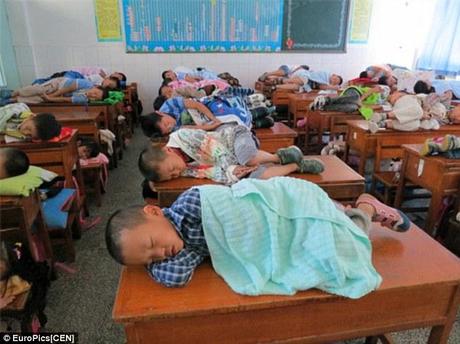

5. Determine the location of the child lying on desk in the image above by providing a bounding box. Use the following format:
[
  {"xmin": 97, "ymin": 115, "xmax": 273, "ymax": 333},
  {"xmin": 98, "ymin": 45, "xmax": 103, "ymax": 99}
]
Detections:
[
  {"xmin": 309, "ymin": 85, "xmax": 390, "ymax": 117},
  {"xmin": 106, "ymin": 177, "xmax": 411, "ymax": 298},
  {"xmin": 0, "ymin": 103, "xmax": 61, "ymax": 141},
  {"xmin": 139, "ymin": 125, "xmax": 324, "ymax": 185},
  {"xmin": 274, "ymin": 69, "xmax": 343, "ymax": 93},
  {"xmin": 368, "ymin": 91, "xmax": 458, "ymax": 133},
  {"xmin": 0, "ymin": 148, "xmax": 29, "ymax": 179},
  {"xmin": 0, "ymin": 77, "xmax": 109, "ymax": 105},
  {"xmin": 162, "ymin": 68, "xmax": 219, "ymax": 83}
]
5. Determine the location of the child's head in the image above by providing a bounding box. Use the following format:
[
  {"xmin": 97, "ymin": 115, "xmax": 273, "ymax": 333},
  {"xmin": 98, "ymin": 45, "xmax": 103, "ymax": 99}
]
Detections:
[
  {"xmin": 0, "ymin": 148, "xmax": 30, "ymax": 179},
  {"xmin": 77, "ymin": 137, "xmax": 101, "ymax": 159},
  {"xmin": 110, "ymin": 72, "xmax": 126, "ymax": 82},
  {"xmin": 359, "ymin": 71, "xmax": 369, "ymax": 78},
  {"xmin": 19, "ymin": 113, "xmax": 61, "ymax": 140},
  {"xmin": 161, "ymin": 70, "xmax": 177, "ymax": 81},
  {"xmin": 413, "ymin": 80, "xmax": 435, "ymax": 94},
  {"xmin": 106, "ymin": 205, "xmax": 184, "ymax": 265},
  {"xmin": 330, "ymin": 74, "xmax": 343, "ymax": 86},
  {"xmin": 449, "ymin": 106, "xmax": 460, "ymax": 124},
  {"xmin": 378, "ymin": 75, "xmax": 397, "ymax": 88},
  {"xmin": 140, "ymin": 111, "xmax": 175, "ymax": 137},
  {"xmin": 388, "ymin": 90, "xmax": 408, "ymax": 105},
  {"xmin": 86, "ymin": 86, "xmax": 109, "ymax": 101},
  {"xmin": 138, "ymin": 145, "xmax": 186, "ymax": 182},
  {"xmin": 101, "ymin": 77, "xmax": 121, "ymax": 90},
  {"xmin": 158, "ymin": 84, "xmax": 173, "ymax": 98}
]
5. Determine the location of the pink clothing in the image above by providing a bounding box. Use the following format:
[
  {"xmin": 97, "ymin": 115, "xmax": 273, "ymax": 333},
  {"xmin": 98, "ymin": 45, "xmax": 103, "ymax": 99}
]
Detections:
[{"xmin": 169, "ymin": 79, "xmax": 229, "ymax": 91}]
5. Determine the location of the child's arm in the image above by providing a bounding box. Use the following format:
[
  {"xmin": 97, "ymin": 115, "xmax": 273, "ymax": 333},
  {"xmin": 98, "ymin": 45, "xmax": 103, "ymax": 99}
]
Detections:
[
  {"xmin": 182, "ymin": 163, "xmax": 252, "ymax": 184},
  {"xmin": 183, "ymin": 99, "xmax": 218, "ymax": 122},
  {"xmin": 148, "ymin": 249, "xmax": 205, "ymax": 287},
  {"xmin": 184, "ymin": 74, "xmax": 202, "ymax": 83}
]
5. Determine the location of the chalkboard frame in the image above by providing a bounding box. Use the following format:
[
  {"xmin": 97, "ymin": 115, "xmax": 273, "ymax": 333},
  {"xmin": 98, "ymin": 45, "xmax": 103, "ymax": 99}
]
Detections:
[{"xmin": 282, "ymin": 0, "xmax": 350, "ymax": 53}]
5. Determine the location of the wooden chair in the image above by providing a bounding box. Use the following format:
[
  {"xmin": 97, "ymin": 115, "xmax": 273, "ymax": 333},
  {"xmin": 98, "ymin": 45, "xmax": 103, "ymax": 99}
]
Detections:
[
  {"xmin": 81, "ymin": 163, "xmax": 104, "ymax": 207},
  {"xmin": 370, "ymin": 135, "xmax": 429, "ymax": 206}
]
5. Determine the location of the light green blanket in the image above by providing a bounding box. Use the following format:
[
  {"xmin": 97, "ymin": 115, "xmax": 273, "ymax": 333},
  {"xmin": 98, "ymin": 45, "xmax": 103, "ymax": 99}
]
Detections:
[
  {"xmin": 199, "ymin": 177, "xmax": 382, "ymax": 298},
  {"xmin": 0, "ymin": 166, "xmax": 57, "ymax": 196}
]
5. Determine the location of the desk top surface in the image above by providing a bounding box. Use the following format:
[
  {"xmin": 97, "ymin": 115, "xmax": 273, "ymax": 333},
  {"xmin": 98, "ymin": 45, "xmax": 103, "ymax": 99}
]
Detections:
[
  {"xmin": 154, "ymin": 155, "xmax": 364, "ymax": 191},
  {"xmin": 403, "ymin": 144, "xmax": 460, "ymax": 166},
  {"xmin": 347, "ymin": 120, "xmax": 460, "ymax": 133},
  {"xmin": 254, "ymin": 122, "xmax": 298, "ymax": 138},
  {"xmin": 113, "ymin": 224, "xmax": 460, "ymax": 322}
]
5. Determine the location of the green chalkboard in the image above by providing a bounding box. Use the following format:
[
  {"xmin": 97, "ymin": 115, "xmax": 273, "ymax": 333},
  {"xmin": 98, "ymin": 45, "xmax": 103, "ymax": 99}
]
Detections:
[{"xmin": 282, "ymin": 0, "xmax": 350, "ymax": 52}]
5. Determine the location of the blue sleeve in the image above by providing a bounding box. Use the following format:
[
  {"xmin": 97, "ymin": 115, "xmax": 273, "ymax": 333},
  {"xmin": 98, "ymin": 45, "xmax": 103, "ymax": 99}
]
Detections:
[
  {"xmin": 75, "ymin": 79, "xmax": 94, "ymax": 90},
  {"xmin": 148, "ymin": 248, "xmax": 205, "ymax": 287},
  {"xmin": 159, "ymin": 97, "xmax": 184, "ymax": 122},
  {"xmin": 71, "ymin": 94, "xmax": 88, "ymax": 104},
  {"xmin": 62, "ymin": 78, "xmax": 75, "ymax": 88}
]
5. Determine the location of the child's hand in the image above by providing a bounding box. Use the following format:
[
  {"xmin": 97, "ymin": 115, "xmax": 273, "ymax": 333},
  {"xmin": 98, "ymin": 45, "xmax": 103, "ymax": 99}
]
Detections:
[
  {"xmin": 233, "ymin": 165, "xmax": 258, "ymax": 178},
  {"xmin": 0, "ymin": 294, "xmax": 15, "ymax": 309}
]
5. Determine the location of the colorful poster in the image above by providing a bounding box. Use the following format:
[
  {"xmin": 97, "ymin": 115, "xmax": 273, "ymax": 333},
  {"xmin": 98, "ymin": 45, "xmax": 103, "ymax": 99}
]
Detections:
[
  {"xmin": 349, "ymin": 0, "xmax": 373, "ymax": 44},
  {"xmin": 94, "ymin": 0, "xmax": 122, "ymax": 42},
  {"xmin": 122, "ymin": 0, "xmax": 283, "ymax": 52}
]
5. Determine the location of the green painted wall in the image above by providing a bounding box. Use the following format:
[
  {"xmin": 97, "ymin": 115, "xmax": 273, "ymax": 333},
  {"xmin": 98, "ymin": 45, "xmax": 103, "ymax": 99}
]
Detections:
[{"xmin": 0, "ymin": 0, "xmax": 20, "ymax": 89}]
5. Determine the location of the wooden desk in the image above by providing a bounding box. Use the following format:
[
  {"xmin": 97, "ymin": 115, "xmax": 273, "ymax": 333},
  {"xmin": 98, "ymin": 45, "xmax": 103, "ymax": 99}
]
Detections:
[
  {"xmin": 255, "ymin": 122, "xmax": 297, "ymax": 153},
  {"xmin": 271, "ymin": 90, "xmax": 294, "ymax": 106},
  {"xmin": 53, "ymin": 111, "xmax": 100, "ymax": 142},
  {"xmin": 346, "ymin": 120, "xmax": 460, "ymax": 175},
  {"xmin": 113, "ymin": 225, "xmax": 460, "ymax": 344},
  {"xmin": 0, "ymin": 191, "xmax": 54, "ymax": 265},
  {"xmin": 395, "ymin": 144, "xmax": 460, "ymax": 236},
  {"xmin": 1, "ymin": 130, "xmax": 83, "ymax": 190},
  {"xmin": 154, "ymin": 155, "xmax": 364, "ymax": 207},
  {"xmin": 287, "ymin": 93, "xmax": 317, "ymax": 125}
]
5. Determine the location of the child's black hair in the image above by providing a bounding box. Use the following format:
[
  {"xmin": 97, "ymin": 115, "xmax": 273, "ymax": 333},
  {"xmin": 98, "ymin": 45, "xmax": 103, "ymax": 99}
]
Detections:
[
  {"xmin": 378, "ymin": 76, "xmax": 390, "ymax": 86},
  {"xmin": 359, "ymin": 71, "xmax": 368, "ymax": 78},
  {"xmin": 138, "ymin": 145, "xmax": 166, "ymax": 182},
  {"xmin": 161, "ymin": 70, "xmax": 170, "ymax": 80},
  {"xmin": 116, "ymin": 72, "xmax": 127, "ymax": 82},
  {"xmin": 299, "ymin": 65, "xmax": 309, "ymax": 71},
  {"xmin": 140, "ymin": 112, "xmax": 163, "ymax": 138},
  {"xmin": 153, "ymin": 95, "xmax": 167, "ymax": 110},
  {"xmin": 105, "ymin": 205, "xmax": 148, "ymax": 265},
  {"xmin": 78, "ymin": 137, "xmax": 101, "ymax": 158},
  {"xmin": 1, "ymin": 148, "xmax": 29, "ymax": 178},
  {"xmin": 337, "ymin": 75, "xmax": 343, "ymax": 85},
  {"xmin": 413, "ymin": 80, "xmax": 435, "ymax": 94},
  {"xmin": 33, "ymin": 113, "xmax": 61, "ymax": 140}
]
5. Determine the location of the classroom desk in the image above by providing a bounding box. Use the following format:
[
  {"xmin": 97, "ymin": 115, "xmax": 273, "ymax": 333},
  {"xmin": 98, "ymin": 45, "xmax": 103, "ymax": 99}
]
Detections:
[
  {"xmin": 287, "ymin": 92, "xmax": 318, "ymax": 127},
  {"xmin": 271, "ymin": 90, "xmax": 294, "ymax": 106},
  {"xmin": 53, "ymin": 111, "xmax": 100, "ymax": 142},
  {"xmin": 346, "ymin": 120, "xmax": 460, "ymax": 175},
  {"xmin": 0, "ymin": 191, "xmax": 54, "ymax": 265},
  {"xmin": 113, "ymin": 224, "xmax": 460, "ymax": 344},
  {"xmin": 395, "ymin": 144, "xmax": 460, "ymax": 236},
  {"xmin": 1, "ymin": 129, "xmax": 82, "ymax": 190},
  {"xmin": 255, "ymin": 122, "xmax": 298, "ymax": 153},
  {"xmin": 154, "ymin": 155, "xmax": 364, "ymax": 207}
]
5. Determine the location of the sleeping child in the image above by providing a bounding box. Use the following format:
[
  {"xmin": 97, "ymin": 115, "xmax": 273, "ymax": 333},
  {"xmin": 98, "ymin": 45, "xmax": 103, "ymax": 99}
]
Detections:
[
  {"xmin": 138, "ymin": 126, "xmax": 324, "ymax": 185},
  {"xmin": 0, "ymin": 148, "xmax": 29, "ymax": 179},
  {"xmin": 0, "ymin": 77, "xmax": 109, "ymax": 105},
  {"xmin": 274, "ymin": 69, "xmax": 343, "ymax": 93},
  {"xmin": 106, "ymin": 177, "xmax": 411, "ymax": 298},
  {"xmin": 368, "ymin": 91, "xmax": 457, "ymax": 133},
  {"xmin": 0, "ymin": 103, "xmax": 61, "ymax": 141}
]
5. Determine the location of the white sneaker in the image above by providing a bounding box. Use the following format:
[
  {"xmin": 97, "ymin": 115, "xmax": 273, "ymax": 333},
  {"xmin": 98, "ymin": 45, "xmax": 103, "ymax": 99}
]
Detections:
[
  {"xmin": 420, "ymin": 119, "xmax": 439, "ymax": 130},
  {"xmin": 309, "ymin": 96, "xmax": 328, "ymax": 111},
  {"xmin": 371, "ymin": 112, "xmax": 386, "ymax": 123},
  {"xmin": 247, "ymin": 93, "xmax": 265, "ymax": 103}
]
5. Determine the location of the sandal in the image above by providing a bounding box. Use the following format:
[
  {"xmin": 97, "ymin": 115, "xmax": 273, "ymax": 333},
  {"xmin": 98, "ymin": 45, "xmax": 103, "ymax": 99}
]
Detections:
[{"xmin": 355, "ymin": 193, "xmax": 411, "ymax": 232}]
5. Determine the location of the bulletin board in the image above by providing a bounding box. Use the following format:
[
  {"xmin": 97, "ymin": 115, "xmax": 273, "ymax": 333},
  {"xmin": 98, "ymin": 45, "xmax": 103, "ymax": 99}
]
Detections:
[{"xmin": 122, "ymin": 0, "xmax": 284, "ymax": 52}]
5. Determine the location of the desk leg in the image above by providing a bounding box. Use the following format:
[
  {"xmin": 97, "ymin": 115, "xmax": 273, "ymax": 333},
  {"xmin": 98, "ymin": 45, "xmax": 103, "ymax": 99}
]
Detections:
[
  {"xmin": 394, "ymin": 152, "xmax": 409, "ymax": 208},
  {"xmin": 428, "ymin": 286, "xmax": 460, "ymax": 344},
  {"xmin": 358, "ymin": 146, "xmax": 367, "ymax": 176},
  {"xmin": 425, "ymin": 191, "xmax": 444, "ymax": 236}
]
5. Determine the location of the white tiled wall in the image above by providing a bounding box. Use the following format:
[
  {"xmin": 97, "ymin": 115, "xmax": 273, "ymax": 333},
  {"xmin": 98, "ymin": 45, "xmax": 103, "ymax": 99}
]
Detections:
[{"xmin": 5, "ymin": 0, "xmax": 434, "ymax": 112}]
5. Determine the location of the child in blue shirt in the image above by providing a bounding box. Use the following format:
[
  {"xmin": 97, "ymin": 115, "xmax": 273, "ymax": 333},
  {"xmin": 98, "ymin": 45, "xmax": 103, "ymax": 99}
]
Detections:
[{"xmin": 2, "ymin": 78, "xmax": 108, "ymax": 105}]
